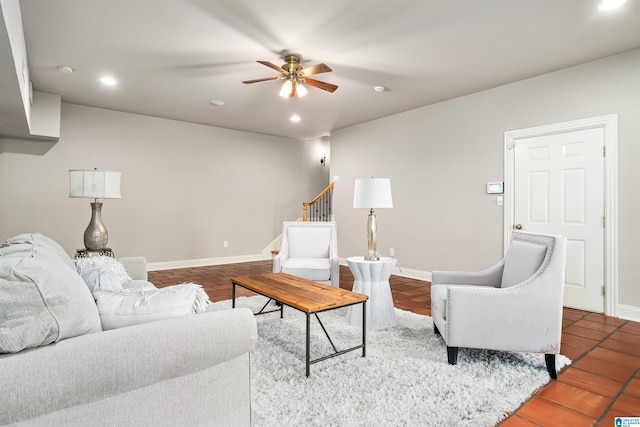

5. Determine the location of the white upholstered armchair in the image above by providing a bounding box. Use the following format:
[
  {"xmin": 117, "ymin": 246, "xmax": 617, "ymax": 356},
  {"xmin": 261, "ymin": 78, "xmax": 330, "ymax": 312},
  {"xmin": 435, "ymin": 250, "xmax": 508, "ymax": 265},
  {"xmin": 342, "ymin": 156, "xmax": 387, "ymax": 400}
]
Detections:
[
  {"xmin": 273, "ymin": 221, "xmax": 339, "ymax": 288},
  {"xmin": 430, "ymin": 231, "xmax": 567, "ymax": 378}
]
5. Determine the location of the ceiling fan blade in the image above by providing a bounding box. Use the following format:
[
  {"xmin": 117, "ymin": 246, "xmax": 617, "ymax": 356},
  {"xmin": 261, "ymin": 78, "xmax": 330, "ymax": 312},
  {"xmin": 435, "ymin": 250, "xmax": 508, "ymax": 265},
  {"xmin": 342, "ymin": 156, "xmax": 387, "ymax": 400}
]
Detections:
[
  {"xmin": 242, "ymin": 76, "xmax": 279, "ymax": 84},
  {"xmin": 300, "ymin": 63, "xmax": 332, "ymax": 76},
  {"xmin": 257, "ymin": 60, "xmax": 284, "ymax": 73},
  {"xmin": 304, "ymin": 78, "xmax": 338, "ymax": 93}
]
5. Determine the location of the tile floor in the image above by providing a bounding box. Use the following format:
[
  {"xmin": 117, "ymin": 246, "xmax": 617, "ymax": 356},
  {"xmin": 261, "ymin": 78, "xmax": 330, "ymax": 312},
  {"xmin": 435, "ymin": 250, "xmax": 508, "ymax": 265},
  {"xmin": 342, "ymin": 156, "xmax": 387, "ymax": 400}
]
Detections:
[{"xmin": 148, "ymin": 260, "xmax": 640, "ymax": 426}]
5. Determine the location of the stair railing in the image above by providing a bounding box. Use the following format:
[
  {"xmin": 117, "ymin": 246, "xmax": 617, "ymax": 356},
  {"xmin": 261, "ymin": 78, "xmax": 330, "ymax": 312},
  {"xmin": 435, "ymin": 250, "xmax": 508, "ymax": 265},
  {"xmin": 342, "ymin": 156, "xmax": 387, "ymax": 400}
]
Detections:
[{"xmin": 303, "ymin": 183, "xmax": 334, "ymax": 222}]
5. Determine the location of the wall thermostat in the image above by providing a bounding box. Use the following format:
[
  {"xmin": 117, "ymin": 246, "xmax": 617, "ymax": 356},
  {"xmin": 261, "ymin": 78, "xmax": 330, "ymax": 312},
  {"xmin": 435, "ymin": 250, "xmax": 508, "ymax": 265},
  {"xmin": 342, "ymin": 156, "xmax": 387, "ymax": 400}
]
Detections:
[{"xmin": 487, "ymin": 182, "xmax": 504, "ymax": 194}]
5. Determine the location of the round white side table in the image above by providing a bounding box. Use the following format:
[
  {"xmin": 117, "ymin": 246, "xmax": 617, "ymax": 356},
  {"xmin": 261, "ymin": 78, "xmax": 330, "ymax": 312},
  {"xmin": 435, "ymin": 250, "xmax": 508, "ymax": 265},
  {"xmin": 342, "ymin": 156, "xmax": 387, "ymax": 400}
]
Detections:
[{"xmin": 346, "ymin": 256, "xmax": 398, "ymax": 330}]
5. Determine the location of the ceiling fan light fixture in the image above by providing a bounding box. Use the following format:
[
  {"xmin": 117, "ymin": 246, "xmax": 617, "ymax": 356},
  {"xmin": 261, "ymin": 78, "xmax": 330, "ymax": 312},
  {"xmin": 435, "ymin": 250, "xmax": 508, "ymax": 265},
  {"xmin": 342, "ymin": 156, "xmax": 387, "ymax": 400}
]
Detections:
[
  {"xmin": 296, "ymin": 83, "xmax": 308, "ymax": 97},
  {"xmin": 280, "ymin": 80, "xmax": 293, "ymax": 98}
]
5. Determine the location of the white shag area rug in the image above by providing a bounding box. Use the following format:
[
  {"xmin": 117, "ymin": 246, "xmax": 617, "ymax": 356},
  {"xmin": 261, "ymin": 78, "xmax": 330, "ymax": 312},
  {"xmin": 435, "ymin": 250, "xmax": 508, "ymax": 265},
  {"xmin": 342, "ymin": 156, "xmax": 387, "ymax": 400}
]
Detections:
[{"xmin": 210, "ymin": 296, "xmax": 570, "ymax": 427}]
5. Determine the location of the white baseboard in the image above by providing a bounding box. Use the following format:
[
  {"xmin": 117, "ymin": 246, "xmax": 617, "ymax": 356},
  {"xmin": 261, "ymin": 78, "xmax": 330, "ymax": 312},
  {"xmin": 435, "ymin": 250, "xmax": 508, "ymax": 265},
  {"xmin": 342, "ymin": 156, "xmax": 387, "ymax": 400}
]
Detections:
[
  {"xmin": 616, "ymin": 304, "xmax": 640, "ymax": 322},
  {"xmin": 148, "ymin": 253, "xmax": 272, "ymax": 271}
]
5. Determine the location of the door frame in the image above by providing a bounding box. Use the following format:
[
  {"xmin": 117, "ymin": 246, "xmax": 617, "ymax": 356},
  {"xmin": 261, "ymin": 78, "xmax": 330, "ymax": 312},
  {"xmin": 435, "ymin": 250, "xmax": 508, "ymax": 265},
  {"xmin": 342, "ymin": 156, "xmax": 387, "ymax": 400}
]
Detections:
[{"xmin": 504, "ymin": 114, "xmax": 618, "ymax": 316}]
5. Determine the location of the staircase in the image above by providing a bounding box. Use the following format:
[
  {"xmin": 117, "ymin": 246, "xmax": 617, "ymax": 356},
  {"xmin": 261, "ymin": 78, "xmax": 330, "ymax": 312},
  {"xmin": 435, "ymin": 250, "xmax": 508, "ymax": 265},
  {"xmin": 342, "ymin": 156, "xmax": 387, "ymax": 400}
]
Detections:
[{"xmin": 303, "ymin": 183, "xmax": 334, "ymax": 222}]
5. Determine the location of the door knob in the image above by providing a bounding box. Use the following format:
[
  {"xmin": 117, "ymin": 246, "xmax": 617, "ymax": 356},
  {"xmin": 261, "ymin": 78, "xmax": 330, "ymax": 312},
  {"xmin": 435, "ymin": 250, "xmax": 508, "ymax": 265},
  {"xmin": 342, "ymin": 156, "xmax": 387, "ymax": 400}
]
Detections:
[{"xmin": 514, "ymin": 224, "xmax": 523, "ymax": 230}]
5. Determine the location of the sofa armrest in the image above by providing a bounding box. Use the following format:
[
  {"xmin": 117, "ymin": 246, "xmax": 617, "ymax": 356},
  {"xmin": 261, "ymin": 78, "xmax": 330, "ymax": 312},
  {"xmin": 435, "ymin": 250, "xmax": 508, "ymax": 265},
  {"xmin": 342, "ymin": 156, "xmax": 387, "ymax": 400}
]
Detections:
[
  {"xmin": 431, "ymin": 259, "xmax": 505, "ymax": 287},
  {"xmin": 118, "ymin": 256, "xmax": 148, "ymax": 280},
  {"xmin": 0, "ymin": 308, "xmax": 257, "ymax": 425},
  {"xmin": 445, "ymin": 283, "xmax": 562, "ymax": 353},
  {"xmin": 273, "ymin": 248, "xmax": 288, "ymax": 274}
]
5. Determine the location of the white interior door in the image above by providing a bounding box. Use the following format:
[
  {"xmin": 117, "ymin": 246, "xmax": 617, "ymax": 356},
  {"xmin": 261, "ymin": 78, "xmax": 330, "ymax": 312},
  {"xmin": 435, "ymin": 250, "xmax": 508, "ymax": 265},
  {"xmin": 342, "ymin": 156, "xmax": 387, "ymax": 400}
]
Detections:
[{"xmin": 513, "ymin": 128, "xmax": 605, "ymax": 312}]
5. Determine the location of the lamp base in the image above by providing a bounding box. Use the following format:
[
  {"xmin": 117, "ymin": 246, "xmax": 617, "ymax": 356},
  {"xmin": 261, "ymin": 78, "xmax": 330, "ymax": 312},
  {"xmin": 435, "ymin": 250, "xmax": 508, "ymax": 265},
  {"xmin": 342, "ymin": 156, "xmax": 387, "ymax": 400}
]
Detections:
[
  {"xmin": 84, "ymin": 201, "xmax": 109, "ymax": 251},
  {"xmin": 365, "ymin": 208, "xmax": 379, "ymax": 261}
]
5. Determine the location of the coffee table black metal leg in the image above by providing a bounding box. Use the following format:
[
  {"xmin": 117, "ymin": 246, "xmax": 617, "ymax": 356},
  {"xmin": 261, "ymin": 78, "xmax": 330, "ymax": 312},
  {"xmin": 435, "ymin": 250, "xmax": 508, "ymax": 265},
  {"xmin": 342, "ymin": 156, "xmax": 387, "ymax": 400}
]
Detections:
[
  {"xmin": 232, "ymin": 282, "xmax": 236, "ymax": 308},
  {"xmin": 362, "ymin": 300, "xmax": 367, "ymax": 357},
  {"xmin": 306, "ymin": 313, "xmax": 311, "ymax": 377}
]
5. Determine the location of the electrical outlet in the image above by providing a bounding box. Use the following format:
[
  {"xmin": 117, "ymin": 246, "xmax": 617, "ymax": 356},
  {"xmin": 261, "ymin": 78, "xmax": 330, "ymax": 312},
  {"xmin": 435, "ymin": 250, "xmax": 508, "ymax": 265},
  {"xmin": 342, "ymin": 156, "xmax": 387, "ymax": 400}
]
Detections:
[
  {"xmin": 389, "ymin": 248, "xmax": 395, "ymax": 257},
  {"xmin": 223, "ymin": 241, "xmax": 229, "ymax": 248}
]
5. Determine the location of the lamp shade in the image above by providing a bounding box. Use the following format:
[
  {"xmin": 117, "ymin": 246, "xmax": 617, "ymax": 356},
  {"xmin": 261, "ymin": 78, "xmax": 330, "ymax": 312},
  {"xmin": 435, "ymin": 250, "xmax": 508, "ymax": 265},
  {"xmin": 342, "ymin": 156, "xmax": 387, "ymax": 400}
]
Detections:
[
  {"xmin": 353, "ymin": 178, "xmax": 393, "ymax": 209},
  {"xmin": 69, "ymin": 170, "xmax": 121, "ymax": 199}
]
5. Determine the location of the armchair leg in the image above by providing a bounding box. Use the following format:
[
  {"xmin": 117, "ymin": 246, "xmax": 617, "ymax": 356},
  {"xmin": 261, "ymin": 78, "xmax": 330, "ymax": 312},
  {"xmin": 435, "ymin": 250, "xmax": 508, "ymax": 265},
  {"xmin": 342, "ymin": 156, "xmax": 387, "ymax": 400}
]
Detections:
[
  {"xmin": 545, "ymin": 354, "xmax": 557, "ymax": 379},
  {"xmin": 434, "ymin": 325, "xmax": 441, "ymax": 335},
  {"xmin": 447, "ymin": 347, "xmax": 458, "ymax": 365}
]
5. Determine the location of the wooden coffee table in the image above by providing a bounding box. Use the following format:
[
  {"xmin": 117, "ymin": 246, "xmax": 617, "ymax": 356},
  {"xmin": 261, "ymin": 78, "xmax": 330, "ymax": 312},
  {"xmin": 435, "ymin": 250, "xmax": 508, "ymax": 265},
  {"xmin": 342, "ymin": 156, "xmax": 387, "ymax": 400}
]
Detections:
[{"xmin": 231, "ymin": 272, "xmax": 368, "ymax": 376}]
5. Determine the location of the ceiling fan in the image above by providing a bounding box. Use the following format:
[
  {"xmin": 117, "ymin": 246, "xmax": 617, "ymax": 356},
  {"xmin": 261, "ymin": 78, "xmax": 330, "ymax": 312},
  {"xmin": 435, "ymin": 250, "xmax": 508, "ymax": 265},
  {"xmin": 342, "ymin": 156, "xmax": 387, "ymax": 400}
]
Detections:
[{"xmin": 242, "ymin": 54, "xmax": 338, "ymax": 98}]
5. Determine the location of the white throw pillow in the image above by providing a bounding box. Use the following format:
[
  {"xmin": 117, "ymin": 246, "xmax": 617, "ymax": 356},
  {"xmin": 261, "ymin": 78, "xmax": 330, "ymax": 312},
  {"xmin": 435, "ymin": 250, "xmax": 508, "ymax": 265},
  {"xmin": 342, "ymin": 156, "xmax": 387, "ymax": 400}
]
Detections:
[
  {"xmin": 0, "ymin": 251, "xmax": 101, "ymax": 353},
  {"xmin": 75, "ymin": 256, "xmax": 131, "ymax": 298},
  {"xmin": 95, "ymin": 283, "xmax": 211, "ymax": 330},
  {"xmin": 2, "ymin": 232, "xmax": 74, "ymax": 268},
  {"xmin": 124, "ymin": 279, "xmax": 157, "ymax": 290}
]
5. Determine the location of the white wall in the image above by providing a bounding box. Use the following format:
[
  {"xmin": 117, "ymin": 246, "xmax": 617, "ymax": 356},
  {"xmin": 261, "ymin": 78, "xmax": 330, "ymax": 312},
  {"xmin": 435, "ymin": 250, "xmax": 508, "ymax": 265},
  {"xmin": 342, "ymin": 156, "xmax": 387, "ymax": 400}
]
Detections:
[
  {"xmin": 0, "ymin": 103, "xmax": 324, "ymax": 264},
  {"xmin": 331, "ymin": 48, "xmax": 640, "ymax": 317},
  {"xmin": 303, "ymin": 135, "xmax": 332, "ymax": 201}
]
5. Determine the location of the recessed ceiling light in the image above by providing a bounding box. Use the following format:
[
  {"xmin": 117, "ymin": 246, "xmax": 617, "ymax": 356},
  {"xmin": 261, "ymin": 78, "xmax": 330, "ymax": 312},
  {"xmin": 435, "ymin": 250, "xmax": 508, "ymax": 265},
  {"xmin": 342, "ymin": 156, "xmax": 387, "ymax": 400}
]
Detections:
[
  {"xmin": 374, "ymin": 85, "xmax": 385, "ymax": 92},
  {"xmin": 598, "ymin": 0, "xmax": 627, "ymax": 10},
  {"xmin": 57, "ymin": 65, "xmax": 74, "ymax": 74},
  {"xmin": 290, "ymin": 115, "xmax": 301, "ymax": 123},
  {"xmin": 209, "ymin": 100, "xmax": 225, "ymax": 106},
  {"xmin": 100, "ymin": 76, "xmax": 117, "ymax": 86}
]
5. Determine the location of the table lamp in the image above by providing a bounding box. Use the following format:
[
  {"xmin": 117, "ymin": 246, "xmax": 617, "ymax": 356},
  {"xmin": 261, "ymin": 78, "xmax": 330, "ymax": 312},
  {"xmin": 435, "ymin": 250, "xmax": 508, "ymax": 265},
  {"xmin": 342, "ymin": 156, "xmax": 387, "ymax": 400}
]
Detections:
[
  {"xmin": 353, "ymin": 178, "xmax": 393, "ymax": 261},
  {"xmin": 69, "ymin": 169, "xmax": 121, "ymax": 251}
]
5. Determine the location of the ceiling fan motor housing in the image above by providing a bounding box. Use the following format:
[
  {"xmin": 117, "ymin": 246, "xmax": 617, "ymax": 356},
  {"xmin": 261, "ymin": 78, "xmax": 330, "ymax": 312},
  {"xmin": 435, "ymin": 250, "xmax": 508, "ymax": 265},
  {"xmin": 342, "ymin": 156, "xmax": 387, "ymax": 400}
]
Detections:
[{"xmin": 282, "ymin": 55, "xmax": 303, "ymax": 75}]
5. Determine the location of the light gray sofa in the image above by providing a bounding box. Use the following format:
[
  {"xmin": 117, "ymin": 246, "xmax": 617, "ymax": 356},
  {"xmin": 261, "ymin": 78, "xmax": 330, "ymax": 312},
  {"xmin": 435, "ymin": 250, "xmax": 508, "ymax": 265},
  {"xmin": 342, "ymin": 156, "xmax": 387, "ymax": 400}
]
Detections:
[{"xmin": 0, "ymin": 233, "xmax": 257, "ymax": 426}]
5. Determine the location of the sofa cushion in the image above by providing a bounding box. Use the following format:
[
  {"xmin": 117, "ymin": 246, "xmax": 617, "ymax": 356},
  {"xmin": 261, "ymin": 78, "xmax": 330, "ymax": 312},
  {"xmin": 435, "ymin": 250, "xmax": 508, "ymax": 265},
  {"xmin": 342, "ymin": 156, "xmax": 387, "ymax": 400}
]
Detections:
[
  {"xmin": 75, "ymin": 256, "xmax": 131, "ymax": 298},
  {"xmin": 95, "ymin": 283, "xmax": 210, "ymax": 330},
  {"xmin": 282, "ymin": 258, "xmax": 331, "ymax": 281},
  {"xmin": 500, "ymin": 240, "xmax": 547, "ymax": 288},
  {"xmin": 0, "ymin": 253, "xmax": 102, "ymax": 353},
  {"xmin": 2, "ymin": 232, "xmax": 74, "ymax": 269},
  {"xmin": 287, "ymin": 227, "xmax": 331, "ymax": 258},
  {"xmin": 0, "ymin": 244, "xmax": 66, "ymax": 263},
  {"xmin": 0, "ymin": 243, "xmax": 34, "ymax": 257}
]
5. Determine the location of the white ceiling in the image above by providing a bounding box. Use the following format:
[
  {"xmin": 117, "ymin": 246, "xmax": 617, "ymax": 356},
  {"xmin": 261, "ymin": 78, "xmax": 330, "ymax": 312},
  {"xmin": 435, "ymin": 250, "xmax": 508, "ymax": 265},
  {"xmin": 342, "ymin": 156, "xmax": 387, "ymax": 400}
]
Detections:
[{"xmin": 17, "ymin": 0, "xmax": 640, "ymax": 141}]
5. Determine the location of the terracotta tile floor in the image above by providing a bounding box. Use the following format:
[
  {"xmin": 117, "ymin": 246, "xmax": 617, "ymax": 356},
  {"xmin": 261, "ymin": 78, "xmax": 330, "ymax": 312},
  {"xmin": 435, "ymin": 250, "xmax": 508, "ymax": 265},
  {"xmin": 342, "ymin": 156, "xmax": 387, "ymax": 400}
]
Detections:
[{"xmin": 149, "ymin": 260, "xmax": 640, "ymax": 426}]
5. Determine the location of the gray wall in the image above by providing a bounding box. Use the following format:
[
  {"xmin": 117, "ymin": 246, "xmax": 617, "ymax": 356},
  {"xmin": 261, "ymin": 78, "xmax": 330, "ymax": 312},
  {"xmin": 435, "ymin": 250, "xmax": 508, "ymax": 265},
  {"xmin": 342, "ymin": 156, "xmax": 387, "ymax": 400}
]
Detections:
[
  {"xmin": 331, "ymin": 48, "xmax": 640, "ymax": 315},
  {"xmin": 1, "ymin": 49, "xmax": 638, "ymax": 317},
  {"xmin": 0, "ymin": 103, "xmax": 325, "ymax": 263}
]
